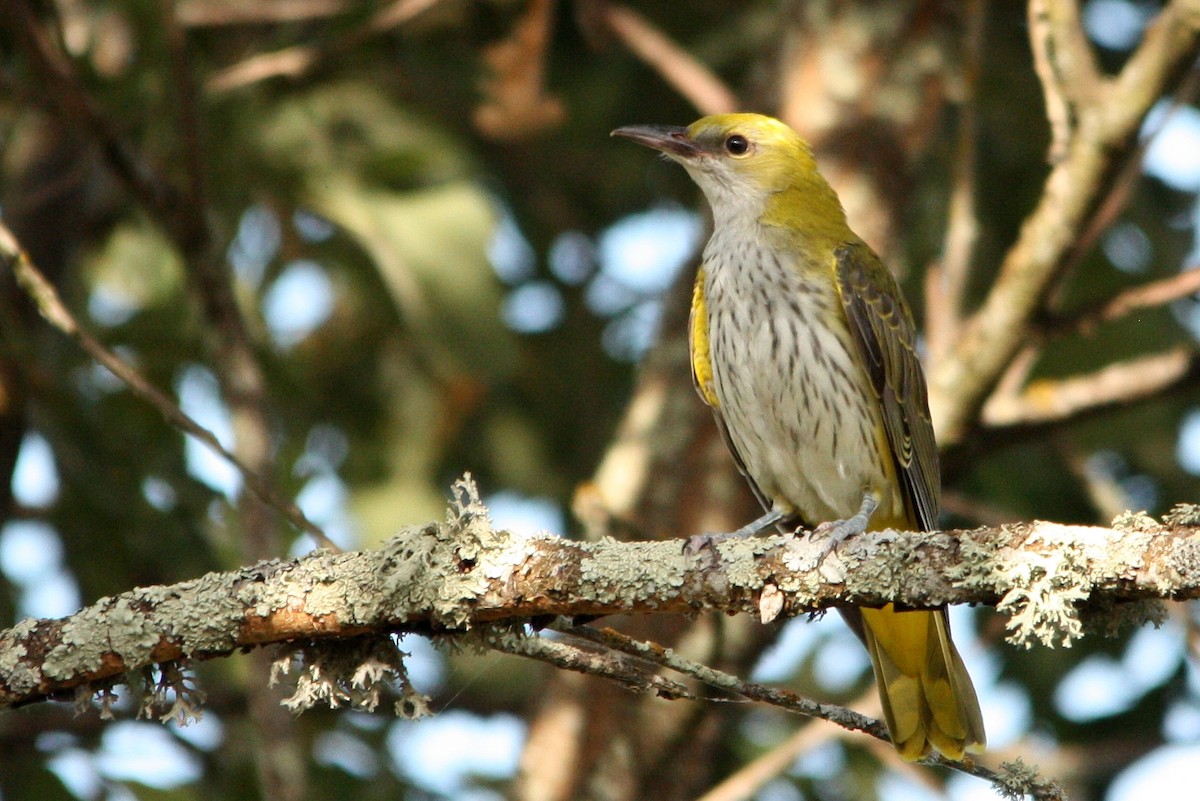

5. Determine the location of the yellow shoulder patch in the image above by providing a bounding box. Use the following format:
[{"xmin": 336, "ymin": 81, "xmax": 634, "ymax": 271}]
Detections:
[{"xmin": 689, "ymin": 269, "xmax": 719, "ymax": 408}]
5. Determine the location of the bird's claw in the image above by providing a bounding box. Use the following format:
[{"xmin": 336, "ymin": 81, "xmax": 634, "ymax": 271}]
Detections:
[
  {"xmin": 788, "ymin": 493, "xmax": 878, "ymax": 569},
  {"xmin": 783, "ymin": 513, "xmax": 868, "ymax": 572},
  {"xmin": 684, "ymin": 532, "xmax": 727, "ymax": 555}
]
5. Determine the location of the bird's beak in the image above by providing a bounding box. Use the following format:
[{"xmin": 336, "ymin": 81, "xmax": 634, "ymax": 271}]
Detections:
[{"xmin": 611, "ymin": 124, "xmax": 700, "ymax": 158}]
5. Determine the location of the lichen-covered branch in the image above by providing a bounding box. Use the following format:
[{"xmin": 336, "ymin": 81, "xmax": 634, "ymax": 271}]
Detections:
[{"xmin": 2, "ymin": 494, "xmax": 1198, "ymax": 711}]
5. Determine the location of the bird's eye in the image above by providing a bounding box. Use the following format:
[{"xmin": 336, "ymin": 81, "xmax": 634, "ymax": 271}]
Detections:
[{"xmin": 724, "ymin": 134, "xmax": 750, "ymax": 156}]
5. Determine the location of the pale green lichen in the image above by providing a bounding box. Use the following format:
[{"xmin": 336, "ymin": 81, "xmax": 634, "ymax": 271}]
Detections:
[
  {"xmin": 0, "ymin": 619, "xmax": 42, "ymax": 694},
  {"xmin": 379, "ymin": 475, "xmax": 529, "ymax": 629},
  {"xmin": 1112, "ymin": 509, "xmax": 1159, "ymax": 532},
  {"xmin": 718, "ymin": 537, "xmax": 775, "ymax": 592},
  {"xmin": 43, "ymin": 595, "xmax": 160, "ymax": 682},
  {"xmin": 994, "ymin": 758, "xmax": 1065, "ymax": 801},
  {"xmin": 1164, "ymin": 534, "xmax": 1200, "ymax": 592},
  {"xmin": 820, "ymin": 529, "xmax": 912, "ymax": 602},
  {"xmin": 135, "ymin": 662, "xmax": 205, "ymax": 726},
  {"xmin": 945, "ymin": 526, "xmax": 997, "ymax": 595},
  {"xmin": 1163, "ymin": 503, "xmax": 1200, "ymax": 526},
  {"xmin": 978, "ymin": 521, "xmax": 1159, "ymax": 649},
  {"xmin": 272, "ymin": 637, "xmax": 429, "ymax": 718},
  {"xmin": 579, "ymin": 538, "xmax": 690, "ymax": 607},
  {"xmin": 995, "ymin": 524, "xmax": 1091, "ymax": 649}
]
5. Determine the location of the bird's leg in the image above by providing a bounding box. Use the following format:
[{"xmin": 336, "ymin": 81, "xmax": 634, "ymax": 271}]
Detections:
[
  {"xmin": 685, "ymin": 508, "xmax": 785, "ymax": 553},
  {"xmin": 734, "ymin": 507, "xmax": 786, "ymax": 538},
  {"xmin": 807, "ymin": 492, "xmax": 878, "ymax": 564}
]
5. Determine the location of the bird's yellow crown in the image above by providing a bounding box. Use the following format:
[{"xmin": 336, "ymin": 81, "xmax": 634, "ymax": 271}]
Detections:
[{"xmin": 679, "ymin": 114, "xmax": 853, "ymax": 251}]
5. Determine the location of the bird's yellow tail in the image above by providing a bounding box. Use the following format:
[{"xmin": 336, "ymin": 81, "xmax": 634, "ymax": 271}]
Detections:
[{"xmin": 858, "ymin": 605, "xmax": 986, "ymax": 761}]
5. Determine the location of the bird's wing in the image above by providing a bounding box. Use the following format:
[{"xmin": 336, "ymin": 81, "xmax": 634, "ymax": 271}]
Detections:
[{"xmin": 834, "ymin": 242, "xmax": 940, "ymax": 531}]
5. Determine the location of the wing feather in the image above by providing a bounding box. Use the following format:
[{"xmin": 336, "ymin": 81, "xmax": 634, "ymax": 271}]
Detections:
[{"xmin": 834, "ymin": 242, "xmax": 940, "ymax": 531}]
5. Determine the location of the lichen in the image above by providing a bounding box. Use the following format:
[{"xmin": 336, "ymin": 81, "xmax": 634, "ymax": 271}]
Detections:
[
  {"xmin": 719, "ymin": 537, "xmax": 775, "ymax": 591},
  {"xmin": 1111, "ymin": 509, "xmax": 1159, "ymax": 532},
  {"xmin": 135, "ymin": 662, "xmax": 206, "ymax": 726},
  {"xmin": 1080, "ymin": 597, "xmax": 1166, "ymax": 639},
  {"xmin": 827, "ymin": 529, "xmax": 909, "ymax": 601},
  {"xmin": 994, "ymin": 758, "xmax": 1065, "ymax": 801},
  {"xmin": 379, "ymin": 474, "xmax": 529, "ymax": 629},
  {"xmin": 43, "ymin": 596, "xmax": 160, "ymax": 682},
  {"xmin": 1166, "ymin": 534, "xmax": 1200, "ymax": 591},
  {"xmin": 75, "ymin": 680, "xmax": 122, "ymax": 720},
  {"xmin": 579, "ymin": 538, "xmax": 690, "ymax": 606},
  {"xmin": 0, "ymin": 619, "xmax": 42, "ymax": 694},
  {"xmin": 271, "ymin": 637, "xmax": 428, "ymax": 718},
  {"xmin": 1163, "ymin": 503, "xmax": 1200, "ymax": 526},
  {"xmin": 944, "ymin": 526, "xmax": 995, "ymax": 589},
  {"xmin": 982, "ymin": 521, "xmax": 1158, "ymax": 649},
  {"xmin": 995, "ymin": 524, "xmax": 1091, "ymax": 649}
]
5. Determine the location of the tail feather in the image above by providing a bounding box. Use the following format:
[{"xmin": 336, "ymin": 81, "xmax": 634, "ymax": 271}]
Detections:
[{"xmin": 859, "ymin": 605, "xmax": 985, "ymax": 761}]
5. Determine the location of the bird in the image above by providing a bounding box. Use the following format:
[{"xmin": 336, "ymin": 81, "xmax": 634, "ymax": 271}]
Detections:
[{"xmin": 611, "ymin": 113, "xmax": 985, "ymax": 761}]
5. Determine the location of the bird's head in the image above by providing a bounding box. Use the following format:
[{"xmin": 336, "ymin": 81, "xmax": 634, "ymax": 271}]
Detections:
[{"xmin": 612, "ymin": 113, "xmax": 847, "ymax": 239}]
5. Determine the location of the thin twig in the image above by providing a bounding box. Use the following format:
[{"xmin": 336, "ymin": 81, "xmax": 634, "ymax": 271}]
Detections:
[
  {"xmin": 566, "ymin": 624, "xmax": 885, "ymax": 738},
  {"xmin": 695, "ymin": 687, "xmax": 881, "ymax": 801},
  {"xmin": 1044, "ymin": 265, "xmax": 1200, "ymax": 336},
  {"xmin": 588, "ymin": 0, "xmax": 738, "ymax": 115},
  {"xmin": 0, "ymin": 221, "xmax": 339, "ymax": 551},
  {"xmin": 562, "ymin": 625, "xmax": 1063, "ymax": 799},
  {"xmin": 482, "ymin": 627, "xmax": 696, "ymax": 701},
  {"xmin": 10, "ymin": 2, "xmax": 322, "ymax": 553},
  {"xmin": 205, "ymin": 0, "xmax": 442, "ymax": 92},
  {"xmin": 981, "ymin": 345, "xmax": 1199, "ymax": 429}
]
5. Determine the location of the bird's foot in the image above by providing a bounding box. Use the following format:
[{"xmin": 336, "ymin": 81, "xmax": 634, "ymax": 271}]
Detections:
[{"xmin": 785, "ymin": 494, "xmax": 878, "ymax": 570}]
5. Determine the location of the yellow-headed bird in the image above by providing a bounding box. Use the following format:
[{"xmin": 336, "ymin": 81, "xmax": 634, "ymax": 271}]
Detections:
[{"xmin": 612, "ymin": 114, "xmax": 985, "ymax": 760}]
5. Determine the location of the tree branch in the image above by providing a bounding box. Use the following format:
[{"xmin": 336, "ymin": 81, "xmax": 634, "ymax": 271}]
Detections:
[
  {"xmin": 177, "ymin": 0, "xmax": 349, "ymax": 27},
  {"xmin": 2, "ymin": 490, "xmax": 1197, "ymax": 711},
  {"xmin": 1028, "ymin": 0, "xmax": 1101, "ymax": 162},
  {"xmin": 557, "ymin": 625, "xmax": 1063, "ymax": 799},
  {"xmin": 928, "ymin": 0, "xmax": 1200, "ymax": 447},
  {"xmin": 579, "ymin": 0, "xmax": 739, "ymax": 115},
  {"xmin": 204, "ymin": 0, "xmax": 442, "ymax": 92},
  {"xmin": 981, "ymin": 346, "xmax": 1200, "ymax": 430},
  {"xmin": 1042, "ymin": 265, "xmax": 1200, "ymax": 337},
  {"xmin": 485, "ymin": 627, "xmax": 695, "ymax": 701}
]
